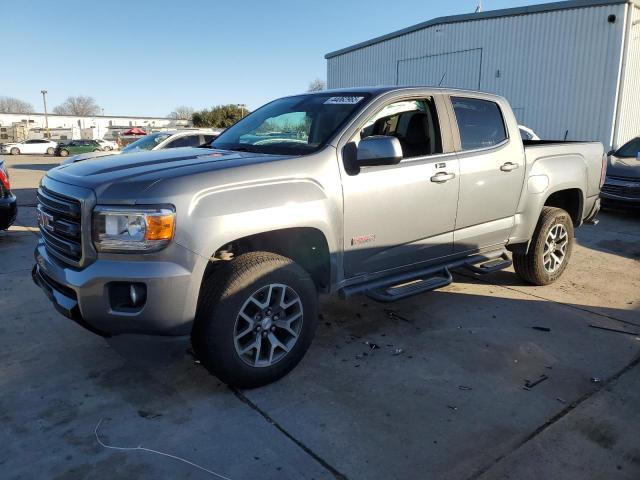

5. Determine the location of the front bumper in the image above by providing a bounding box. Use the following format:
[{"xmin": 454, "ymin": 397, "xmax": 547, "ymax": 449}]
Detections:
[
  {"xmin": 33, "ymin": 239, "xmax": 205, "ymax": 337},
  {"xmin": 600, "ymin": 179, "xmax": 640, "ymax": 207},
  {"xmin": 0, "ymin": 194, "xmax": 17, "ymax": 230}
]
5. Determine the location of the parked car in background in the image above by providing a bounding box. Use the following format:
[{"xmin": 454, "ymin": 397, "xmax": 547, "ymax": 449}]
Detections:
[
  {"xmin": 601, "ymin": 136, "xmax": 640, "ymax": 208},
  {"xmin": 0, "ymin": 139, "xmax": 58, "ymax": 155},
  {"xmin": 55, "ymin": 140, "xmax": 102, "ymax": 157},
  {"xmin": 96, "ymin": 139, "xmax": 118, "ymax": 151},
  {"xmin": 61, "ymin": 129, "xmax": 221, "ymax": 164},
  {"xmin": 33, "ymin": 87, "xmax": 604, "ymax": 387},
  {"xmin": 0, "ymin": 159, "xmax": 17, "ymax": 230},
  {"xmin": 518, "ymin": 125, "xmax": 540, "ymax": 141}
]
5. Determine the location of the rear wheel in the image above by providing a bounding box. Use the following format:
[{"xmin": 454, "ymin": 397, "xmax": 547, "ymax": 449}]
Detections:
[
  {"xmin": 513, "ymin": 207, "xmax": 574, "ymax": 285},
  {"xmin": 10, "ymin": 147, "xmax": 19, "ymax": 155},
  {"xmin": 93, "ymin": 149, "xmax": 100, "ymax": 152},
  {"xmin": 104, "ymin": 146, "xmax": 112, "ymax": 151},
  {"xmin": 46, "ymin": 147, "xmax": 54, "ymax": 155},
  {"xmin": 59, "ymin": 149, "xmax": 69, "ymax": 157},
  {"xmin": 193, "ymin": 252, "xmax": 318, "ymax": 388}
]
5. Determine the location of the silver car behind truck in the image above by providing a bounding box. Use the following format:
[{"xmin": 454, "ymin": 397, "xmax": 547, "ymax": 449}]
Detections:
[{"xmin": 32, "ymin": 87, "xmax": 605, "ymax": 387}]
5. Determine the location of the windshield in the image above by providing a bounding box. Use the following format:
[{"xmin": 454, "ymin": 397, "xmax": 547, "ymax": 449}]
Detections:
[
  {"xmin": 122, "ymin": 132, "xmax": 172, "ymax": 153},
  {"xmin": 212, "ymin": 93, "xmax": 371, "ymax": 155},
  {"xmin": 616, "ymin": 137, "xmax": 640, "ymax": 158}
]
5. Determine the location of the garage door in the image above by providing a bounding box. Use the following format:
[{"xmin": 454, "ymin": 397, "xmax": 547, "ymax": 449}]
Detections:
[{"xmin": 397, "ymin": 48, "xmax": 482, "ymax": 90}]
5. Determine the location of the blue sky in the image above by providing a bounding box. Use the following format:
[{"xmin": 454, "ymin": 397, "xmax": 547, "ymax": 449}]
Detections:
[{"xmin": 4, "ymin": 0, "xmax": 540, "ymax": 117}]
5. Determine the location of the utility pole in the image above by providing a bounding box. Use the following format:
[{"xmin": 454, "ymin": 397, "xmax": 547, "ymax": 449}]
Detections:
[
  {"xmin": 41, "ymin": 90, "xmax": 50, "ymax": 138},
  {"xmin": 476, "ymin": 1, "xmax": 483, "ymax": 13}
]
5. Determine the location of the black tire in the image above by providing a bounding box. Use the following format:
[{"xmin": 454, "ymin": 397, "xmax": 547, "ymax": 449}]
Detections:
[
  {"xmin": 193, "ymin": 251, "xmax": 318, "ymax": 388},
  {"xmin": 93, "ymin": 149, "xmax": 100, "ymax": 152},
  {"xmin": 513, "ymin": 207, "xmax": 574, "ymax": 286},
  {"xmin": 59, "ymin": 149, "xmax": 69, "ymax": 157},
  {"xmin": 10, "ymin": 147, "xmax": 19, "ymax": 155},
  {"xmin": 46, "ymin": 147, "xmax": 54, "ymax": 155}
]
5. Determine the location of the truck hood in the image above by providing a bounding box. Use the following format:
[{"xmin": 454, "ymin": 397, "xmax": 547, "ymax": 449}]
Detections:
[
  {"xmin": 62, "ymin": 150, "xmax": 120, "ymax": 164},
  {"xmin": 607, "ymin": 155, "xmax": 640, "ymax": 179},
  {"xmin": 47, "ymin": 147, "xmax": 294, "ymax": 200}
]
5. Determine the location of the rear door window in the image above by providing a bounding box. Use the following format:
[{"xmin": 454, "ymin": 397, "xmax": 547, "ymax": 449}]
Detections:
[{"xmin": 452, "ymin": 97, "xmax": 507, "ymax": 150}]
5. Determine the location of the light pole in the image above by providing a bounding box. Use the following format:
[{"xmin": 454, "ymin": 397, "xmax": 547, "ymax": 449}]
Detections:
[
  {"xmin": 237, "ymin": 103, "xmax": 247, "ymax": 118},
  {"xmin": 41, "ymin": 90, "xmax": 50, "ymax": 138}
]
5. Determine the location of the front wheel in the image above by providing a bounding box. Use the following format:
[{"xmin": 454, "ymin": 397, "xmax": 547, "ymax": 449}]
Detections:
[
  {"xmin": 46, "ymin": 147, "xmax": 54, "ymax": 155},
  {"xmin": 193, "ymin": 252, "xmax": 318, "ymax": 388},
  {"xmin": 10, "ymin": 147, "xmax": 20, "ymax": 155},
  {"xmin": 513, "ymin": 207, "xmax": 574, "ymax": 285},
  {"xmin": 59, "ymin": 149, "xmax": 69, "ymax": 157}
]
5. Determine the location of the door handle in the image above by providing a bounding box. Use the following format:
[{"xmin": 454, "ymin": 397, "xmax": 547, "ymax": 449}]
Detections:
[
  {"xmin": 430, "ymin": 172, "xmax": 456, "ymax": 183},
  {"xmin": 500, "ymin": 162, "xmax": 519, "ymax": 172}
]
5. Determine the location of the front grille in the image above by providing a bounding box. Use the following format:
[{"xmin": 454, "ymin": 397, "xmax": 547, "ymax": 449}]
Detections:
[
  {"xmin": 37, "ymin": 186, "xmax": 83, "ymax": 264},
  {"xmin": 601, "ymin": 182, "xmax": 640, "ymax": 199}
]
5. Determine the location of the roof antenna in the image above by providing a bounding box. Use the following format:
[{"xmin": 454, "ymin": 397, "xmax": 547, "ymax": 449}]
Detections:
[
  {"xmin": 438, "ymin": 73, "xmax": 447, "ymax": 86},
  {"xmin": 475, "ymin": 1, "xmax": 483, "ymax": 13}
]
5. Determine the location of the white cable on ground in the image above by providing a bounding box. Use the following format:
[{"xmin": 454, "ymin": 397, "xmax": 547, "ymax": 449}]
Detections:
[{"xmin": 94, "ymin": 418, "xmax": 232, "ymax": 480}]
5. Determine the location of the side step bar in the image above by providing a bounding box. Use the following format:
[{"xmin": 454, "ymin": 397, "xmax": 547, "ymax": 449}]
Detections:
[
  {"xmin": 366, "ymin": 268, "xmax": 452, "ymax": 303},
  {"xmin": 463, "ymin": 252, "xmax": 512, "ymax": 275},
  {"xmin": 339, "ymin": 250, "xmax": 510, "ymax": 302}
]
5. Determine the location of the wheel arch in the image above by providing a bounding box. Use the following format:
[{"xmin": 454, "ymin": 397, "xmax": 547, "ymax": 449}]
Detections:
[{"xmin": 203, "ymin": 227, "xmax": 333, "ymax": 294}]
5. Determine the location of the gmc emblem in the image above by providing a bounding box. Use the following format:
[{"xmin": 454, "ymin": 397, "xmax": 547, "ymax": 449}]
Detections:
[{"xmin": 37, "ymin": 207, "xmax": 55, "ymax": 233}]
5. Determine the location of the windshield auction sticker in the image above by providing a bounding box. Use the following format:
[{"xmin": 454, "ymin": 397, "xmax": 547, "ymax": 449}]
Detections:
[{"xmin": 324, "ymin": 96, "xmax": 364, "ymax": 105}]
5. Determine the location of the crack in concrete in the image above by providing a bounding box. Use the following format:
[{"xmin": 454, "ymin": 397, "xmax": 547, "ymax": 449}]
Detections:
[
  {"xmin": 230, "ymin": 387, "xmax": 349, "ymax": 480},
  {"xmin": 465, "ymin": 354, "xmax": 640, "ymax": 480},
  {"xmin": 454, "ymin": 270, "xmax": 639, "ymax": 327}
]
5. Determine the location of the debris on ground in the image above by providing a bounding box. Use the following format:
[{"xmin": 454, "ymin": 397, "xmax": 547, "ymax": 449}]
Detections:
[
  {"xmin": 458, "ymin": 385, "xmax": 473, "ymax": 391},
  {"xmin": 364, "ymin": 341, "xmax": 380, "ymax": 350},
  {"xmin": 523, "ymin": 374, "xmax": 549, "ymax": 390},
  {"xmin": 556, "ymin": 397, "xmax": 566, "ymax": 404},
  {"xmin": 589, "ymin": 324, "xmax": 640, "ymax": 336},
  {"xmin": 138, "ymin": 410, "xmax": 162, "ymax": 419},
  {"xmin": 392, "ymin": 348, "xmax": 404, "ymax": 356},
  {"xmin": 532, "ymin": 326, "xmax": 551, "ymax": 332},
  {"xmin": 590, "ymin": 377, "xmax": 601, "ymax": 384},
  {"xmin": 384, "ymin": 309, "xmax": 412, "ymax": 323},
  {"xmin": 447, "ymin": 405, "xmax": 458, "ymax": 411}
]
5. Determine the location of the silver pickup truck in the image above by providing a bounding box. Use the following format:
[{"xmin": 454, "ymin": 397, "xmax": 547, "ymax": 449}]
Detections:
[{"xmin": 33, "ymin": 87, "xmax": 605, "ymax": 387}]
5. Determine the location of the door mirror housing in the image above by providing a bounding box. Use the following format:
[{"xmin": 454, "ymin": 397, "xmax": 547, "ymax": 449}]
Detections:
[
  {"xmin": 607, "ymin": 149, "xmax": 616, "ymax": 157},
  {"xmin": 356, "ymin": 136, "xmax": 403, "ymax": 167}
]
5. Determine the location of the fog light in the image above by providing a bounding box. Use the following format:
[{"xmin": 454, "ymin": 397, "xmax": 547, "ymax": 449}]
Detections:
[{"xmin": 129, "ymin": 283, "xmax": 146, "ymax": 307}]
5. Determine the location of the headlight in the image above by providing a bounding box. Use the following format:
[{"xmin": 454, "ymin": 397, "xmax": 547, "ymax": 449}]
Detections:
[{"xmin": 92, "ymin": 206, "xmax": 175, "ymax": 252}]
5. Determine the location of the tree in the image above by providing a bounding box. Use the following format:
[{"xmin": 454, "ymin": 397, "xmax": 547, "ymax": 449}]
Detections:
[
  {"xmin": 192, "ymin": 104, "xmax": 249, "ymax": 128},
  {"xmin": 0, "ymin": 96, "xmax": 34, "ymax": 113},
  {"xmin": 169, "ymin": 106, "xmax": 194, "ymax": 120},
  {"xmin": 307, "ymin": 78, "xmax": 326, "ymax": 92},
  {"xmin": 53, "ymin": 96, "xmax": 101, "ymax": 116}
]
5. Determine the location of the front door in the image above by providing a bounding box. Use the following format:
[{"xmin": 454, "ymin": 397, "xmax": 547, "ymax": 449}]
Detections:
[
  {"xmin": 341, "ymin": 95, "xmax": 460, "ymax": 277},
  {"xmin": 448, "ymin": 95, "xmax": 526, "ymax": 251}
]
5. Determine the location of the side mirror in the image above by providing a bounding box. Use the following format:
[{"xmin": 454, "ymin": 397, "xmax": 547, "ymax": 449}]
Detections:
[
  {"xmin": 356, "ymin": 136, "xmax": 403, "ymax": 167},
  {"xmin": 607, "ymin": 149, "xmax": 616, "ymax": 157}
]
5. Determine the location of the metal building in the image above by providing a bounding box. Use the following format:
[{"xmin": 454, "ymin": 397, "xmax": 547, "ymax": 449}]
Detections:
[{"xmin": 325, "ymin": 0, "xmax": 640, "ymax": 149}]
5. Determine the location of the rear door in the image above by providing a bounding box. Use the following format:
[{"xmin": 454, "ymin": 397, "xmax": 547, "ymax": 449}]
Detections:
[
  {"xmin": 340, "ymin": 93, "xmax": 460, "ymax": 277},
  {"xmin": 447, "ymin": 95, "xmax": 525, "ymax": 252}
]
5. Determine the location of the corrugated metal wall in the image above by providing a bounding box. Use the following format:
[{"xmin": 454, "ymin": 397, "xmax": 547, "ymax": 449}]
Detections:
[
  {"xmin": 327, "ymin": 4, "xmax": 628, "ymax": 148},
  {"xmin": 615, "ymin": 4, "xmax": 640, "ymax": 147}
]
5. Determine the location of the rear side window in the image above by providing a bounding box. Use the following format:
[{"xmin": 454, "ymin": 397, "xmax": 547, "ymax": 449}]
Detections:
[
  {"xmin": 166, "ymin": 135, "xmax": 202, "ymax": 148},
  {"xmin": 452, "ymin": 97, "xmax": 507, "ymax": 150}
]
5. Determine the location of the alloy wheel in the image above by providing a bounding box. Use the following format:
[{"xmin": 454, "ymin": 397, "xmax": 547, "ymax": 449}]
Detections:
[
  {"xmin": 233, "ymin": 283, "xmax": 304, "ymax": 367},
  {"xmin": 543, "ymin": 223, "xmax": 568, "ymax": 273}
]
